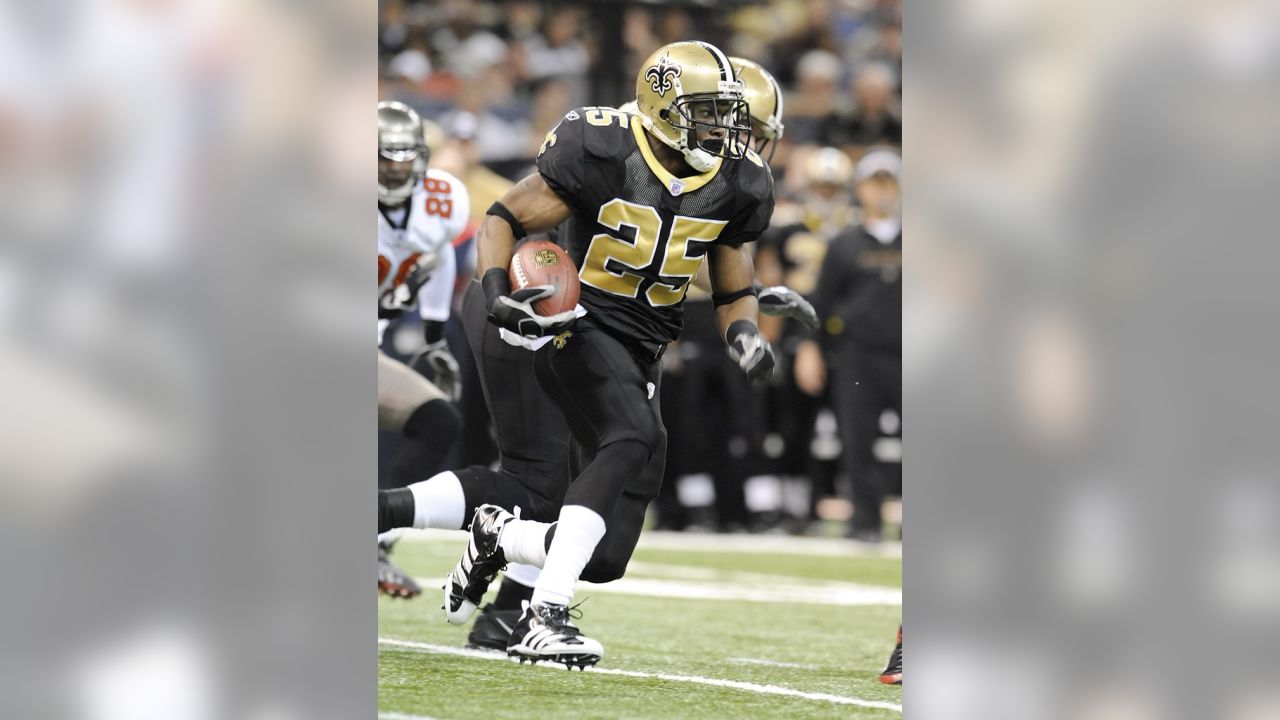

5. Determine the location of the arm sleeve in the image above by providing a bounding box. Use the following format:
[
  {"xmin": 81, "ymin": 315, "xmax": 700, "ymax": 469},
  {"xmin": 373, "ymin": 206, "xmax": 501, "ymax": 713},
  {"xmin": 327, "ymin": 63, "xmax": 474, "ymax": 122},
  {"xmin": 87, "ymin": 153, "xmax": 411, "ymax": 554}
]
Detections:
[
  {"xmin": 719, "ymin": 164, "xmax": 776, "ymax": 247},
  {"xmin": 534, "ymin": 111, "xmax": 587, "ymax": 211},
  {"xmin": 417, "ymin": 240, "xmax": 456, "ymax": 323}
]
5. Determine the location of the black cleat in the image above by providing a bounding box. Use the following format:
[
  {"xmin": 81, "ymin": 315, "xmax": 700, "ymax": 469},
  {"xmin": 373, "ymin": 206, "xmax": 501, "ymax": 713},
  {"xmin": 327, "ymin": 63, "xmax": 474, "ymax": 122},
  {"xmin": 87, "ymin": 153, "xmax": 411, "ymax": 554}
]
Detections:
[
  {"xmin": 879, "ymin": 626, "xmax": 902, "ymax": 685},
  {"xmin": 466, "ymin": 604, "xmax": 521, "ymax": 652},
  {"xmin": 378, "ymin": 542, "xmax": 421, "ymax": 599},
  {"xmin": 443, "ymin": 505, "xmax": 513, "ymax": 624},
  {"xmin": 507, "ymin": 601, "xmax": 603, "ymax": 668}
]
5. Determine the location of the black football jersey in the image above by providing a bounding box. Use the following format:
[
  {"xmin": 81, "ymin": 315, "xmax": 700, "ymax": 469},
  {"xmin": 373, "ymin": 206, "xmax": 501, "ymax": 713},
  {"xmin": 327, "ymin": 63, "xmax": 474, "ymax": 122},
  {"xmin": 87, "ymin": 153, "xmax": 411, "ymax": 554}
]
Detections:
[{"xmin": 536, "ymin": 107, "xmax": 775, "ymax": 345}]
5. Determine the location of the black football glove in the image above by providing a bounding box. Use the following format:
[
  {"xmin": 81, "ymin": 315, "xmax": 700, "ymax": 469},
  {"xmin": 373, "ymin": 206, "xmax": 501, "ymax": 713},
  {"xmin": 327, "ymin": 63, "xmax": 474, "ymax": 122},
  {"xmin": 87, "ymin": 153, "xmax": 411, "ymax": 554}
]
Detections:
[
  {"xmin": 482, "ymin": 268, "xmax": 577, "ymax": 338},
  {"xmin": 726, "ymin": 319, "xmax": 776, "ymax": 383},
  {"xmin": 757, "ymin": 285, "xmax": 819, "ymax": 330}
]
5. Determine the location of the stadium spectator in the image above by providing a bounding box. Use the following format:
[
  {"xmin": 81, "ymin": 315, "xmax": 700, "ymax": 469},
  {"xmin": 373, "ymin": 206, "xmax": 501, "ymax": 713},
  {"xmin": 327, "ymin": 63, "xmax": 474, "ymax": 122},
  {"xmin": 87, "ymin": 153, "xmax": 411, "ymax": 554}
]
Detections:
[
  {"xmin": 795, "ymin": 148, "xmax": 902, "ymax": 541},
  {"xmin": 840, "ymin": 62, "xmax": 902, "ymax": 148}
]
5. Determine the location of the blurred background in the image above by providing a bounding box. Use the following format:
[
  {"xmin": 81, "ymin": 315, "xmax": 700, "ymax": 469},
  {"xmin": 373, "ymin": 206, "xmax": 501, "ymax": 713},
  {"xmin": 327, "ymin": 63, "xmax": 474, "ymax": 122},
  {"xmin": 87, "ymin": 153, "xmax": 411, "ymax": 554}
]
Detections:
[
  {"xmin": 377, "ymin": 0, "xmax": 904, "ymax": 542},
  {"xmin": 4, "ymin": 0, "xmax": 1278, "ymax": 715}
]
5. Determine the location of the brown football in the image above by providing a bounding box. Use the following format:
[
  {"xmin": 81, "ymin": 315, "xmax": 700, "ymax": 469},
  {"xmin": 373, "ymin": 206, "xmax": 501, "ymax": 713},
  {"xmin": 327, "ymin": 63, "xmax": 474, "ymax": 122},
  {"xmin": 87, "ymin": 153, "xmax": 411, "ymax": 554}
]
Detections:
[{"xmin": 508, "ymin": 239, "xmax": 581, "ymax": 316}]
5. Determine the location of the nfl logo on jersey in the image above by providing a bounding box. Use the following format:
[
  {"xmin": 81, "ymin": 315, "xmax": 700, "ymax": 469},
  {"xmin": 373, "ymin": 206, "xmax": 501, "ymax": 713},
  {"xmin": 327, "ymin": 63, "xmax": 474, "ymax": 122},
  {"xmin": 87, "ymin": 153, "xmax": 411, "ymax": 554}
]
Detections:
[{"xmin": 668, "ymin": 177, "xmax": 686, "ymax": 196}]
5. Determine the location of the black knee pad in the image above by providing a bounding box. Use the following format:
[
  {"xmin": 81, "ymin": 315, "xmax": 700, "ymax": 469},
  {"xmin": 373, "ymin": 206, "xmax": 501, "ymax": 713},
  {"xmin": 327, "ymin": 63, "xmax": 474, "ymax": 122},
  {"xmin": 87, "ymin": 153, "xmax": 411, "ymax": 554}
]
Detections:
[
  {"xmin": 403, "ymin": 398, "xmax": 462, "ymax": 444},
  {"xmin": 581, "ymin": 552, "xmax": 629, "ymax": 584}
]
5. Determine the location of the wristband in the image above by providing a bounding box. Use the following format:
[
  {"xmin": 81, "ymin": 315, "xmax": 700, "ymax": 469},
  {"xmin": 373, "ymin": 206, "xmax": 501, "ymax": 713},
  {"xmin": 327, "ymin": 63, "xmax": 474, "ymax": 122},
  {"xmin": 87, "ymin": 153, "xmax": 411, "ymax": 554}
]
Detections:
[
  {"xmin": 486, "ymin": 201, "xmax": 528, "ymax": 241},
  {"xmin": 481, "ymin": 267, "xmax": 512, "ymax": 304},
  {"xmin": 712, "ymin": 286, "xmax": 757, "ymax": 307}
]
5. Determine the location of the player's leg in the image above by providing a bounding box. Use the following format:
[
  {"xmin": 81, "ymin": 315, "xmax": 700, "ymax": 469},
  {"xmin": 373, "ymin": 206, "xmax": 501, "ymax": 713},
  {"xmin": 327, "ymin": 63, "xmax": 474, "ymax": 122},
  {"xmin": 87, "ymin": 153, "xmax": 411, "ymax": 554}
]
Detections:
[
  {"xmin": 442, "ymin": 281, "xmax": 573, "ymax": 628},
  {"xmin": 461, "ymin": 278, "xmax": 572, "ymax": 639},
  {"xmin": 471, "ymin": 323, "xmax": 660, "ymax": 665},
  {"xmin": 378, "ymin": 349, "xmax": 462, "ymax": 489},
  {"xmin": 377, "ymin": 349, "xmax": 463, "ymax": 598},
  {"xmin": 831, "ymin": 349, "xmax": 888, "ymax": 541}
]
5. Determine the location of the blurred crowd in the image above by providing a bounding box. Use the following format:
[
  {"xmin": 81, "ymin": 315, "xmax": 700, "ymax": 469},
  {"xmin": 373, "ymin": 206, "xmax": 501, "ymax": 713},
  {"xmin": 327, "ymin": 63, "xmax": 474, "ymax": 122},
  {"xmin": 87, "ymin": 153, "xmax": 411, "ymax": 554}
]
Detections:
[{"xmin": 378, "ymin": 0, "xmax": 902, "ymax": 540}]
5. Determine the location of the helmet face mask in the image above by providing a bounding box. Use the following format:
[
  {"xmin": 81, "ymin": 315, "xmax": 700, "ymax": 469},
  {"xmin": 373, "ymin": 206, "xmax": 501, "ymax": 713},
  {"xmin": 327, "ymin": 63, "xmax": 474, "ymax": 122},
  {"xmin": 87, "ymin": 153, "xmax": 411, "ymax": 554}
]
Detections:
[
  {"xmin": 634, "ymin": 42, "xmax": 751, "ymax": 173},
  {"xmin": 664, "ymin": 95, "xmax": 751, "ymax": 160},
  {"xmin": 378, "ymin": 100, "xmax": 428, "ymax": 206}
]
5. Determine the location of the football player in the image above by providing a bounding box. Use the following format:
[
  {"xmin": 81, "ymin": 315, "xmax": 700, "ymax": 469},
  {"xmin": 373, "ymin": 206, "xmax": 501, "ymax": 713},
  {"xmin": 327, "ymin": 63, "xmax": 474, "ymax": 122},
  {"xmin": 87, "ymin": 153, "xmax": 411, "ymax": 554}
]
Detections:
[
  {"xmin": 375, "ymin": 49, "xmax": 812, "ymax": 655},
  {"xmin": 376, "ymin": 100, "xmax": 471, "ymax": 598},
  {"xmin": 452, "ymin": 40, "xmax": 777, "ymax": 668}
]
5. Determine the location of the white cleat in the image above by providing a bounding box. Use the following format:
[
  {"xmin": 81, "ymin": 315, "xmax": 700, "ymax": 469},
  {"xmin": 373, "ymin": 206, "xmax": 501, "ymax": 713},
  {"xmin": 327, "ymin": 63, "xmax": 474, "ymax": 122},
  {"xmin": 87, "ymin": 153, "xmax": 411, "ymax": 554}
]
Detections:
[{"xmin": 443, "ymin": 505, "xmax": 514, "ymax": 625}]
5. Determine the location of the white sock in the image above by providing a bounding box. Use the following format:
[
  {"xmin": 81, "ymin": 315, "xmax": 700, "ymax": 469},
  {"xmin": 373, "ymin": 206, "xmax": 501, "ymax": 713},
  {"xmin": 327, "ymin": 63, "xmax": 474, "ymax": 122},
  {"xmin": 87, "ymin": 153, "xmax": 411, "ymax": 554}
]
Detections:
[
  {"xmin": 499, "ymin": 519, "xmax": 553, "ymax": 567},
  {"xmin": 503, "ymin": 562, "xmax": 541, "ymax": 588},
  {"xmin": 532, "ymin": 505, "xmax": 606, "ymax": 607},
  {"xmin": 407, "ymin": 471, "xmax": 466, "ymax": 530}
]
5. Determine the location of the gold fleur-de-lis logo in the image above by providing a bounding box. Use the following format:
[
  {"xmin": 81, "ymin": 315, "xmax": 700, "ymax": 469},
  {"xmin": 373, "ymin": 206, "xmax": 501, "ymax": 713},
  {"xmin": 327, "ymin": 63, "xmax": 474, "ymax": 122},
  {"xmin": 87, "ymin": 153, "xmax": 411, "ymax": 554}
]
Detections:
[
  {"xmin": 553, "ymin": 331, "xmax": 573, "ymax": 349},
  {"xmin": 534, "ymin": 249, "xmax": 558, "ymax": 268},
  {"xmin": 645, "ymin": 56, "xmax": 682, "ymax": 98}
]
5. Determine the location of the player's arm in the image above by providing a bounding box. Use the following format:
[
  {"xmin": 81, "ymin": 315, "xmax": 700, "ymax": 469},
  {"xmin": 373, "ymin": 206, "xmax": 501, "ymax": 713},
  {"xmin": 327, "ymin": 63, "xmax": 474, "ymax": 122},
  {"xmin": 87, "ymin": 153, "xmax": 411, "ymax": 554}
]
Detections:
[
  {"xmin": 412, "ymin": 246, "xmax": 463, "ymax": 401},
  {"xmin": 476, "ymin": 172, "xmax": 576, "ymax": 337},
  {"xmin": 709, "ymin": 243, "xmax": 775, "ymax": 383}
]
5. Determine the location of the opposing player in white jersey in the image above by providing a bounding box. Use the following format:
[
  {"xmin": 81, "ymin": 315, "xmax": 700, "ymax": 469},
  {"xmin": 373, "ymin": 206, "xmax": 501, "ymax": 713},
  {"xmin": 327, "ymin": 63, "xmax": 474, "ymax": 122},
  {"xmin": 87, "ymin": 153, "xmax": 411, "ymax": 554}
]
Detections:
[{"xmin": 377, "ymin": 100, "xmax": 471, "ymax": 598}]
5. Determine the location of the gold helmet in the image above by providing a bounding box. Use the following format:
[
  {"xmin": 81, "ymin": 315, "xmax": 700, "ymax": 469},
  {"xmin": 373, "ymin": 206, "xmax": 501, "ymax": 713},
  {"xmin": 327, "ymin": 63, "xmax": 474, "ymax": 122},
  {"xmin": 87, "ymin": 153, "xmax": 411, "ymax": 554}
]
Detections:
[
  {"xmin": 378, "ymin": 100, "xmax": 428, "ymax": 206},
  {"xmin": 804, "ymin": 146, "xmax": 854, "ymax": 188},
  {"xmin": 729, "ymin": 57, "xmax": 785, "ymax": 162},
  {"xmin": 634, "ymin": 41, "xmax": 751, "ymax": 172}
]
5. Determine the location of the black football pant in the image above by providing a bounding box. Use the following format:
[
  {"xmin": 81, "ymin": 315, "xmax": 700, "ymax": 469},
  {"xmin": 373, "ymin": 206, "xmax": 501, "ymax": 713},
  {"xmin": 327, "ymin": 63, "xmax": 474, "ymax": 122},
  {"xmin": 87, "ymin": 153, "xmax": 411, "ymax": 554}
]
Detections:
[
  {"xmin": 455, "ymin": 281, "xmax": 569, "ymax": 522},
  {"xmin": 533, "ymin": 315, "xmax": 666, "ymax": 583},
  {"xmin": 829, "ymin": 345, "xmax": 901, "ymax": 534}
]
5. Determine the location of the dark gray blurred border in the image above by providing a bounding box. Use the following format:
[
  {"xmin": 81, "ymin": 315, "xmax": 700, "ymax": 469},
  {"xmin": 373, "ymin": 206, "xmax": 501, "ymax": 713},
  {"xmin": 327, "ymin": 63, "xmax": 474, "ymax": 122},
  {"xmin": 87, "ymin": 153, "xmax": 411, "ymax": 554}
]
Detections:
[
  {"xmin": 906, "ymin": 1, "xmax": 1280, "ymax": 717},
  {"xmin": 0, "ymin": 1, "xmax": 375, "ymax": 717}
]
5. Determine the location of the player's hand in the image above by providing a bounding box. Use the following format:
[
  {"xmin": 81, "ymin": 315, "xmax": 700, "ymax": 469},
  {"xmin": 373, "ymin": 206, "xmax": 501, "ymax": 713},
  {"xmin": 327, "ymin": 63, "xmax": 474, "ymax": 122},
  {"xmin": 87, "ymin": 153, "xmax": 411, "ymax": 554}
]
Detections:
[
  {"xmin": 726, "ymin": 320, "xmax": 775, "ymax": 384},
  {"xmin": 380, "ymin": 252, "xmax": 441, "ymax": 318},
  {"xmin": 757, "ymin": 285, "xmax": 819, "ymax": 330},
  {"xmin": 794, "ymin": 339, "xmax": 827, "ymax": 396},
  {"xmin": 417, "ymin": 340, "xmax": 462, "ymax": 402},
  {"xmin": 488, "ymin": 286, "xmax": 578, "ymax": 339},
  {"xmin": 402, "ymin": 250, "xmax": 440, "ymax": 297},
  {"xmin": 378, "ymin": 287, "xmax": 409, "ymax": 318}
]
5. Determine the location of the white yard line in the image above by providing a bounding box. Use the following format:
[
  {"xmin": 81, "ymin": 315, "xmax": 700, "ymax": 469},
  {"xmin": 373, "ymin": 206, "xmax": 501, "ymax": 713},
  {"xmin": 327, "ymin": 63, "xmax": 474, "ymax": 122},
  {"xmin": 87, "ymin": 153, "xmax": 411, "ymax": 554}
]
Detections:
[
  {"xmin": 379, "ymin": 713, "xmax": 439, "ymax": 720},
  {"xmin": 396, "ymin": 528, "xmax": 901, "ymax": 558},
  {"xmin": 378, "ymin": 637, "xmax": 902, "ymax": 714},
  {"xmin": 729, "ymin": 657, "xmax": 817, "ymax": 670},
  {"xmin": 577, "ymin": 576, "xmax": 902, "ymax": 606},
  {"xmin": 412, "ymin": 573, "xmax": 900, "ymax": 607}
]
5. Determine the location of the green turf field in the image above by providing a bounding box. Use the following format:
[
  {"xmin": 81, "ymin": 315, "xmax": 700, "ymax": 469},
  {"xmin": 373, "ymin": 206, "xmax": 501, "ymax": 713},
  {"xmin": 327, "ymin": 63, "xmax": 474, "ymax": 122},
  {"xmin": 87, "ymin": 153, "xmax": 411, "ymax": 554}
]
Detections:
[{"xmin": 379, "ymin": 530, "xmax": 902, "ymax": 719}]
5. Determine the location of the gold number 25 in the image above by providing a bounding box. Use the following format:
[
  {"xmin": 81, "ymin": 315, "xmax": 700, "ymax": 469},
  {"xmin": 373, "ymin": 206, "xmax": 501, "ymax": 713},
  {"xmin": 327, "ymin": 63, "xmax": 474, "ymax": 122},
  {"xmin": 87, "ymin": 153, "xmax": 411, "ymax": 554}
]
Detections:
[{"xmin": 580, "ymin": 198, "xmax": 727, "ymax": 306}]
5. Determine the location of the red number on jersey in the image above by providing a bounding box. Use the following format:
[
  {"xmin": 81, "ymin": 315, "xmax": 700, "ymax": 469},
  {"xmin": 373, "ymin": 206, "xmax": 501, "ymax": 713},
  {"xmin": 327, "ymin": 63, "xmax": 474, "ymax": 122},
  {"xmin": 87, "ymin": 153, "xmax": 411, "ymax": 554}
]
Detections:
[
  {"xmin": 422, "ymin": 177, "xmax": 454, "ymax": 218},
  {"xmin": 378, "ymin": 255, "xmax": 392, "ymax": 285},
  {"xmin": 423, "ymin": 177, "xmax": 451, "ymax": 194}
]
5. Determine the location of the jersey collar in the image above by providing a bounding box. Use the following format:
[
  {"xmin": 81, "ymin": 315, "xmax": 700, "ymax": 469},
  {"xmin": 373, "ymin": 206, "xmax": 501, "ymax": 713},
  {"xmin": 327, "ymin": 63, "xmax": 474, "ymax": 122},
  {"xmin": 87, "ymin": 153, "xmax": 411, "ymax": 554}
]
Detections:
[{"xmin": 630, "ymin": 116, "xmax": 721, "ymax": 197}]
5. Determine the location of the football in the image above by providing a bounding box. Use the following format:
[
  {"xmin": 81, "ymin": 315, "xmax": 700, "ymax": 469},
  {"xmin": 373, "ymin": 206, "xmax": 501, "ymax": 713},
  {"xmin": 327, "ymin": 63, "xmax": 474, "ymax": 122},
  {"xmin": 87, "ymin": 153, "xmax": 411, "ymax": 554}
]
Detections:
[{"xmin": 509, "ymin": 239, "xmax": 581, "ymax": 316}]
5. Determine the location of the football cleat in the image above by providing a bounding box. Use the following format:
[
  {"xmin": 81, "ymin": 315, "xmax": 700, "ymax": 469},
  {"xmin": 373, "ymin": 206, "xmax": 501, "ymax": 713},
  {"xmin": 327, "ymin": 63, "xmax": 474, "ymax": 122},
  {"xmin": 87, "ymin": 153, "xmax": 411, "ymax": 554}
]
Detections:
[
  {"xmin": 443, "ymin": 504, "xmax": 513, "ymax": 625},
  {"xmin": 507, "ymin": 601, "xmax": 603, "ymax": 670},
  {"xmin": 377, "ymin": 542, "xmax": 421, "ymax": 599},
  {"xmin": 879, "ymin": 626, "xmax": 902, "ymax": 685},
  {"xmin": 466, "ymin": 604, "xmax": 522, "ymax": 652}
]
